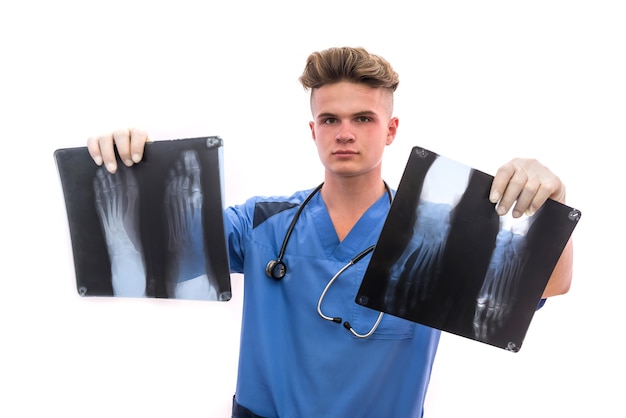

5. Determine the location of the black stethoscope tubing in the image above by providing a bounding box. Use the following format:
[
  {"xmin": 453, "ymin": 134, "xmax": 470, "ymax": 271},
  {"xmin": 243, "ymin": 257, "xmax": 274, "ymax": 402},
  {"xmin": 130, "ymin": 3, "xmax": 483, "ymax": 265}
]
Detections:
[
  {"xmin": 265, "ymin": 183, "xmax": 324, "ymax": 280},
  {"xmin": 266, "ymin": 182, "xmax": 391, "ymax": 280},
  {"xmin": 265, "ymin": 181, "xmax": 393, "ymax": 338}
]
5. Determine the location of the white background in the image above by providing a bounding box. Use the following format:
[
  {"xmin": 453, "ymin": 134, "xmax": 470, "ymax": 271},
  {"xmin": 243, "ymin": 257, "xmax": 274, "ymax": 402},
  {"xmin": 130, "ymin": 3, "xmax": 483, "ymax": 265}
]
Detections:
[{"xmin": 1, "ymin": 1, "xmax": 624, "ymax": 417}]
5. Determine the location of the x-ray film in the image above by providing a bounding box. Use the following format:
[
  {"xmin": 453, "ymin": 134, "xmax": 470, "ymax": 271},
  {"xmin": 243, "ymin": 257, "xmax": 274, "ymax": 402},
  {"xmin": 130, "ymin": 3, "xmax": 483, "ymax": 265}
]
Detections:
[
  {"xmin": 54, "ymin": 136, "xmax": 232, "ymax": 302},
  {"xmin": 356, "ymin": 147, "xmax": 581, "ymax": 352}
]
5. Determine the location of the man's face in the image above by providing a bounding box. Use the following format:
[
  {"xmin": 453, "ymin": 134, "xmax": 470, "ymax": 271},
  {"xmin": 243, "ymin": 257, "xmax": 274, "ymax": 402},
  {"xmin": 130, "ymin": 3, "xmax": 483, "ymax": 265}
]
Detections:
[{"xmin": 309, "ymin": 81, "xmax": 398, "ymax": 180}]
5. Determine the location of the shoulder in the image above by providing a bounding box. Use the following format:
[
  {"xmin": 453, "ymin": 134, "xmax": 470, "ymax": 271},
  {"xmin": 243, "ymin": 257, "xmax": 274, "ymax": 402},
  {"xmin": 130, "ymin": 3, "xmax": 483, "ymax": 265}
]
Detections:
[{"xmin": 227, "ymin": 186, "xmax": 321, "ymax": 227}]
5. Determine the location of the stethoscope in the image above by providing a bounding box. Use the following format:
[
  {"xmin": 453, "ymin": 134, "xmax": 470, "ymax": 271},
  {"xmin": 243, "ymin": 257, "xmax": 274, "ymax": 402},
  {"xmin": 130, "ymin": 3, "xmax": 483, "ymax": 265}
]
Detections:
[{"xmin": 265, "ymin": 182, "xmax": 393, "ymax": 338}]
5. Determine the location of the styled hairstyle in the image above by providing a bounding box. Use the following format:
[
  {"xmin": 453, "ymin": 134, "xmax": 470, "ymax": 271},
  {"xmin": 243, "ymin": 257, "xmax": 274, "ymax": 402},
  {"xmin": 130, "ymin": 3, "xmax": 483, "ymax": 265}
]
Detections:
[{"xmin": 299, "ymin": 46, "xmax": 399, "ymax": 92}]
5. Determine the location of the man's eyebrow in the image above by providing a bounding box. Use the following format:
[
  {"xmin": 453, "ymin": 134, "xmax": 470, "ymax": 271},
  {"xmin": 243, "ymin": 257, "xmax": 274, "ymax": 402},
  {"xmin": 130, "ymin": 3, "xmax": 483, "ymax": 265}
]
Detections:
[
  {"xmin": 352, "ymin": 110, "xmax": 378, "ymax": 117},
  {"xmin": 316, "ymin": 112, "xmax": 337, "ymax": 119},
  {"xmin": 315, "ymin": 110, "xmax": 378, "ymax": 119}
]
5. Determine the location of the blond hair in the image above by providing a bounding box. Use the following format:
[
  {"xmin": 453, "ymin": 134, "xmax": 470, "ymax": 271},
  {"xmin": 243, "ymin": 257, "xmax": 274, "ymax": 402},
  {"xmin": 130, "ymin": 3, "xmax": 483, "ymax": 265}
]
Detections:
[{"xmin": 299, "ymin": 47, "xmax": 399, "ymax": 92}]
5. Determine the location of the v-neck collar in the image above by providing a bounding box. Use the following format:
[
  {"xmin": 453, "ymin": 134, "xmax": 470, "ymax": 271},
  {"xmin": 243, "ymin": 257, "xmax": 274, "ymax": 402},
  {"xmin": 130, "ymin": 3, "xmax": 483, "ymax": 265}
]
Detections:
[{"xmin": 309, "ymin": 191, "xmax": 391, "ymax": 261}]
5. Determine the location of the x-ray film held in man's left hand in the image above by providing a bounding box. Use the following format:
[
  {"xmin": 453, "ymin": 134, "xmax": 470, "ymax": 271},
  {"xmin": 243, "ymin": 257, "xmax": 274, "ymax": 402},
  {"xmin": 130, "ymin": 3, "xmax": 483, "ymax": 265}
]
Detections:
[
  {"xmin": 356, "ymin": 146, "xmax": 581, "ymax": 352},
  {"xmin": 54, "ymin": 136, "xmax": 232, "ymax": 302}
]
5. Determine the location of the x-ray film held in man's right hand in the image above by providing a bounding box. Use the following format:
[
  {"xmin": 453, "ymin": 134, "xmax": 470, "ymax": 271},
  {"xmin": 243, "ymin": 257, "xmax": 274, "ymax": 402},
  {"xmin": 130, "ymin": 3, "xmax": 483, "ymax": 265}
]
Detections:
[
  {"xmin": 357, "ymin": 146, "xmax": 581, "ymax": 352},
  {"xmin": 54, "ymin": 136, "xmax": 232, "ymax": 302}
]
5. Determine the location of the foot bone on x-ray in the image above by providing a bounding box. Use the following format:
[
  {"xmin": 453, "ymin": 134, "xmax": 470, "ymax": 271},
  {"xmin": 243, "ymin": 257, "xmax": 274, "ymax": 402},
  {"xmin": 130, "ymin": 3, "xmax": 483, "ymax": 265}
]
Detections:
[
  {"xmin": 164, "ymin": 150, "xmax": 218, "ymax": 300},
  {"xmin": 384, "ymin": 156, "xmax": 470, "ymax": 315},
  {"xmin": 472, "ymin": 217, "xmax": 531, "ymax": 341},
  {"xmin": 93, "ymin": 166, "xmax": 147, "ymax": 297},
  {"xmin": 385, "ymin": 201, "xmax": 451, "ymax": 315}
]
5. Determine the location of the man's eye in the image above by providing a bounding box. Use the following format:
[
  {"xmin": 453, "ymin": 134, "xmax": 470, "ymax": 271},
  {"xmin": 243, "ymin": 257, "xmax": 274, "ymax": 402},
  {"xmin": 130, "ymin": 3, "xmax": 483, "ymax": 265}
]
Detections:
[
  {"xmin": 323, "ymin": 118, "xmax": 337, "ymax": 124},
  {"xmin": 356, "ymin": 116, "xmax": 371, "ymax": 122}
]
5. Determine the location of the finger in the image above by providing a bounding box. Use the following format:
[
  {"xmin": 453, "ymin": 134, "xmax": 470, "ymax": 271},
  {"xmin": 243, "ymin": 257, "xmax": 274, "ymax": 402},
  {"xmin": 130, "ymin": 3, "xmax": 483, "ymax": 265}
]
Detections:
[
  {"xmin": 525, "ymin": 183, "xmax": 555, "ymax": 216},
  {"xmin": 521, "ymin": 177, "xmax": 564, "ymax": 217},
  {"xmin": 113, "ymin": 128, "xmax": 133, "ymax": 167},
  {"xmin": 489, "ymin": 161, "xmax": 515, "ymax": 205},
  {"xmin": 516, "ymin": 162, "xmax": 565, "ymax": 216},
  {"xmin": 87, "ymin": 135, "xmax": 104, "ymax": 166},
  {"xmin": 95, "ymin": 132, "xmax": 118, "ymax": 173},
  {"xmin": 509, "ymin": 177, "xmax": 540, "ymax": 218},
  {"xmin": 497, "ymin": 163, "xmax": 539, "ymax": 218},
  {"xmin": 490, "ymin": 160, "xmax": 523, "ymax": 216},
  {"xmin": 129, "ymin": 127, "xmax": 149, "ymax": 163}
]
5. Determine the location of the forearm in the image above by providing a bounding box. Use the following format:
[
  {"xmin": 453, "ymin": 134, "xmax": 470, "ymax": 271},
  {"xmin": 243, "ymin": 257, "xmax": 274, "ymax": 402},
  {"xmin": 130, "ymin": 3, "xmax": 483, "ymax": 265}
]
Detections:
[{"xmin": 542, "ymin": 238, "xmax": 573, "ymax": 298}]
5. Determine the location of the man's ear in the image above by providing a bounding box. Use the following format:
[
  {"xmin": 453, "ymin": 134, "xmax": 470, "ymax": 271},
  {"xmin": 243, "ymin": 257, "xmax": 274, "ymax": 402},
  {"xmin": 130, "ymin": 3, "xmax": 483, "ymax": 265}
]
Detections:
[
  {"xmin": 386, "ymin": 117, "xmax": 399, "ymax": 145},
  {"xmin": 309, "ymin": 121, "xmax": 316, "ymax": 141}
]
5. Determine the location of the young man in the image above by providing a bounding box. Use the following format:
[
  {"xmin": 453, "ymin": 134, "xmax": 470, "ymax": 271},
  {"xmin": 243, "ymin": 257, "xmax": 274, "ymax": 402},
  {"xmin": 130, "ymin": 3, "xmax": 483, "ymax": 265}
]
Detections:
[{"xmin": 87, "ymin": 47, "xmax": 573, "ymax": 418}]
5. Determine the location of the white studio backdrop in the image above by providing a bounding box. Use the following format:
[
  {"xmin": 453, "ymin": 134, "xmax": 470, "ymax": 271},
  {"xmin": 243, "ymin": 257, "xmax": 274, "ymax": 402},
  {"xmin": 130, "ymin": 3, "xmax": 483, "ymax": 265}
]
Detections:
[{"xmin": 1, "ymin": 1, "xmax": 624, "ymax": 417}]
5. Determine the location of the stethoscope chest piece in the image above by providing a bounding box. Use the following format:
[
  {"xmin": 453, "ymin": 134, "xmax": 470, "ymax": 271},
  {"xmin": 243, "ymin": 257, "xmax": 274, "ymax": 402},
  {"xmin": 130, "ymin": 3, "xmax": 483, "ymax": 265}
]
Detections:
[{"xmin": 266, "ymin": 259, "xmax": 287, "ymax": 280}]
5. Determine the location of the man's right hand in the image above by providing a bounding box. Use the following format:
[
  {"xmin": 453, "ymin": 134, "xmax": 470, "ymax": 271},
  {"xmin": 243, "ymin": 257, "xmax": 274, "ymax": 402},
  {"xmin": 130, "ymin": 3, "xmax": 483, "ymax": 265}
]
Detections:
[{"xmin": 87, "ymin": 128, "xmax": 149, "ymax": 174}]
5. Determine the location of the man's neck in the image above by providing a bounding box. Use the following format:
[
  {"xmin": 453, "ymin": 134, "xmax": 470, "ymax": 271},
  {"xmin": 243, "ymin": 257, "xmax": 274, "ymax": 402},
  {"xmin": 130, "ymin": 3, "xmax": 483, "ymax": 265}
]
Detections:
[{"xmin": 320, "ymin": 174, "xmax": 387, "ymax": 241}]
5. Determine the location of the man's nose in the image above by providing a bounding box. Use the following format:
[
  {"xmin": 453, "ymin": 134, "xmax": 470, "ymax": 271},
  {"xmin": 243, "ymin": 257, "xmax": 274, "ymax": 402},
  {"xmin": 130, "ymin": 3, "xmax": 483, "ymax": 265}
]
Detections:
[{"xmin": 335, "ymin": 123, "xmax": 355, "ymax": 142}]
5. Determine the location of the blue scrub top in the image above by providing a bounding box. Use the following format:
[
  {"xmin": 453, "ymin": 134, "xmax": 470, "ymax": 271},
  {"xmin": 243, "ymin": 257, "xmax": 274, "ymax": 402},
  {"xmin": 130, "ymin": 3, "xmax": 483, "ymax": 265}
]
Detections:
[{"xmin": 225, "ymin": 187, "xmax": 441, "ymax": 418}]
